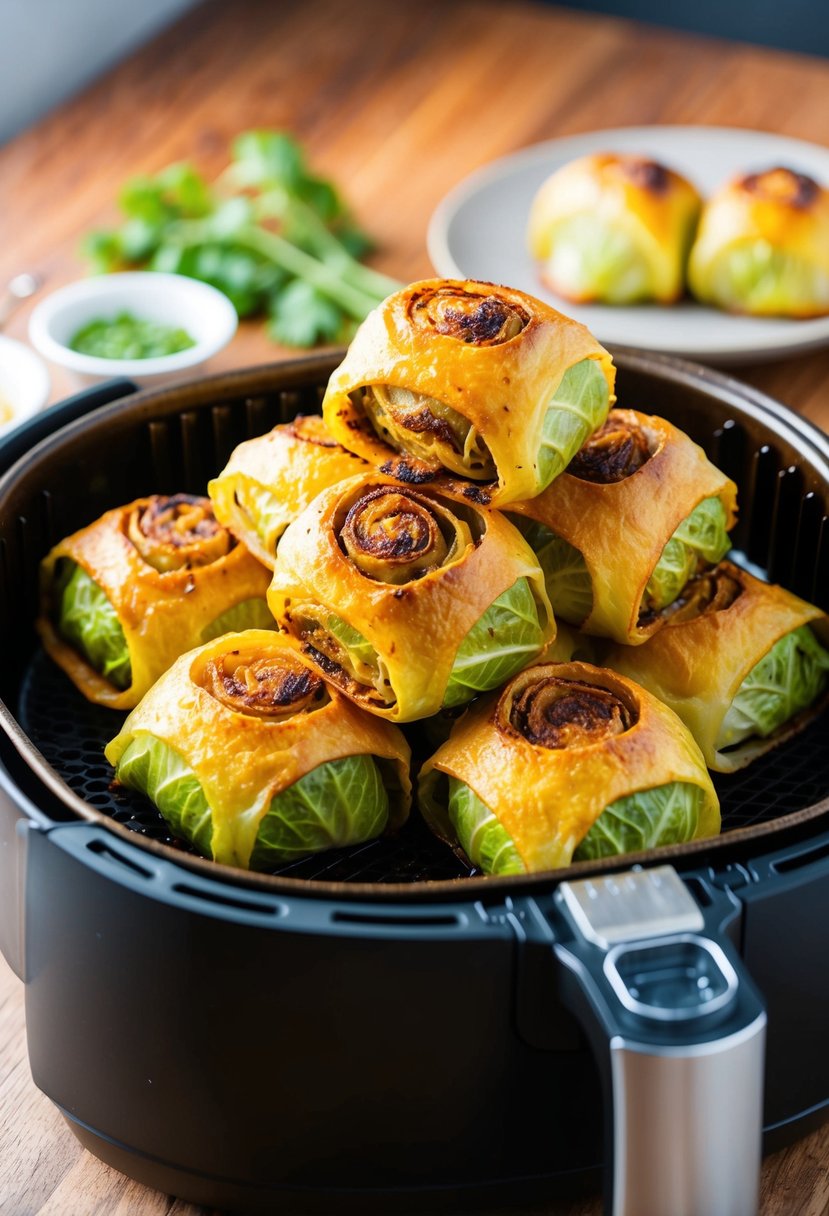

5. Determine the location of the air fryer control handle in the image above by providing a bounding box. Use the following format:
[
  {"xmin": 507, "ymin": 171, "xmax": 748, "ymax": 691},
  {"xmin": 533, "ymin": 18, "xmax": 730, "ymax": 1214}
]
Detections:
[{"xmin": 553, "ymin": 865, "xmax": 766, "ymax": 1216}]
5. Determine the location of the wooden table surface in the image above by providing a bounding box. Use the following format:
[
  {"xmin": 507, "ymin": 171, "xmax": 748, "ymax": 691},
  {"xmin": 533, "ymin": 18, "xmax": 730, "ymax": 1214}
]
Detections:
[{"xmin": 2, "ymin": 1, "xmax": 829, "ymax": 1213}]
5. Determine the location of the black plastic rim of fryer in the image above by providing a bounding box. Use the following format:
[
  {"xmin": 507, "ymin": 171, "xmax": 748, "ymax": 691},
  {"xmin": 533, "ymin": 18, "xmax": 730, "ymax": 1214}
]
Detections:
[{"xmin": 0, "ymin": 347, "xmax": 827, "ymax": 902}]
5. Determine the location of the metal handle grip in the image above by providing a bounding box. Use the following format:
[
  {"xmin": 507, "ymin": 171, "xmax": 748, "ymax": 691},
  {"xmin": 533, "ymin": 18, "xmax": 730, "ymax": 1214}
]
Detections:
[
  {"xmin": 608, "ymin": 1003, "xmax": 765, "ymax": 1216},
  {"xmin": 553, "ymin": 866, "xmax": 766, "ymax": 1216}
]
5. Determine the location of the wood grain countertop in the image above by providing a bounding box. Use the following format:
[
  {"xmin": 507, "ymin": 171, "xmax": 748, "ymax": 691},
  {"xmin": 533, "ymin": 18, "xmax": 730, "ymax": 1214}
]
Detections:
[{"xmin": 1, "ymin": 1, "xmax": 829, "ymax": 1213}]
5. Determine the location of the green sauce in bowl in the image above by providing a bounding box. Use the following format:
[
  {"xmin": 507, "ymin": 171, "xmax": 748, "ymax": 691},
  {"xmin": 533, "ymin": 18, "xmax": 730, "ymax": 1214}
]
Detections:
[{"xmin": 69, "ymin": 312, "xmax": 196, "ymax": 360}]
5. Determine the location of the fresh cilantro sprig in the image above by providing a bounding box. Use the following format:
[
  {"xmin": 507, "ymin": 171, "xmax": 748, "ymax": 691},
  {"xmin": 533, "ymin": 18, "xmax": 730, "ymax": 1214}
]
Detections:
[{"xmin": 81, "ymin": 131, "xmax": 401, "ymax": 348}]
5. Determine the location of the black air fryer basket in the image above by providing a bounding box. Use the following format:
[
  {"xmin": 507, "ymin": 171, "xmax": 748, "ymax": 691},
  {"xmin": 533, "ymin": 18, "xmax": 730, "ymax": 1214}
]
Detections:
[{"xmin": 1, "ymin": 352, "xmax": 828, "ymax": 1216}]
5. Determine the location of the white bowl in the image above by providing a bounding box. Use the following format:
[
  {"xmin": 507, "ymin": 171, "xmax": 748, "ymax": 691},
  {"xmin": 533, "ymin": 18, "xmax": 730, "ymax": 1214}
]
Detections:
[
  {"xmin": 28, "ymin": 272, "xmax": 238, "ymax": 388},
  {"xmin": 0, "ymin": 335, "xmax": 51, "ymax": 439}
]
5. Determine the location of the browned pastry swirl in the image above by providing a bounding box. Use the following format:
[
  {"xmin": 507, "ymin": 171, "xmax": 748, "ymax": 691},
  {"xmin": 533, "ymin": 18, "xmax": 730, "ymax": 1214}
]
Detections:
[
  {"xmin": 127, "ymin": 494, "xmax": 233, "ymax": 572},
  {"xmin": 506, "ymin": 675, "xmax": 635, "ymax": 748},
  {"xmin": 337, "ymin": 485, "xmax": 471, "ymax": 585},
  {"xmin": 408, "ymin": 284, "xmax": 528, "ymax": 345},
  {"xmin": 199, "ymin": 649, "xmax": 329, "ymax": 720},
  {"xmin": 664, "ymin": 562, "xmax": 744, "ymax": 623},
  {"xmin": 567, "ymin": 413, "xmax": 653, "ymax": 483}
]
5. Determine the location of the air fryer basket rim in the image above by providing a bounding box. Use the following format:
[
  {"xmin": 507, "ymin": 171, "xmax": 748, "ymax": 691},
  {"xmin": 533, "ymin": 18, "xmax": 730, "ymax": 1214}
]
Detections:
[{"xmin": 1, "ymin": 347, "xmax": 828, "ymax": 902}]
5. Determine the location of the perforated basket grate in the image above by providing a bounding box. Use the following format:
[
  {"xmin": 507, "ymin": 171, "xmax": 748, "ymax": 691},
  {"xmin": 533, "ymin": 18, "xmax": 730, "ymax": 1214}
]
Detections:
[{"xmin": 16, "ymin": 644, "xmax": 829, "ymax": 885}]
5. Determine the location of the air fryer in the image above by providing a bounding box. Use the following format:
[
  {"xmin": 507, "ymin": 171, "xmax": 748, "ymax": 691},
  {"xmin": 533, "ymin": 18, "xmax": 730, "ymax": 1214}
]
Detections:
[{"xmin": 0, "ymin": 351, "xmax": 827, "ymax": 1216}]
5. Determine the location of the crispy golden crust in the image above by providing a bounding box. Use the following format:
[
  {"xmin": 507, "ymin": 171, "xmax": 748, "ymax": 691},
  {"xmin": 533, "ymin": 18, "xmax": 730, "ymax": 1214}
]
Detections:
[
  {"xmin": 510, "ymin": 408, "xmax": 738, "ymax": 644},
  {"xmin": 208, "ymin": 416, "xmax": 367, "ymax": 570},
  {"xmin": 267, "ymin": 473, "xmax": 554, "ymax": 722},
  {"xmin": 420, "ymin": 660, "xmax": 719, "ymax": 871},
  {"xmin": 607, "ymin": 562, "xmax": 829, "ymax": 772},
  {"xmin": 528, "ymin": 153, "xmax": 702, "ymax": 304},
  {"xmin": 322, "ymin": 278, "xmax": 615, "ymax": 506},
  {"xmin": 688, "ymin": 168, "xmax": 829, "ymax": 317},
  {"xmin": 37, "ymin": 497, "xmax": 271, "ymax": 709},
  {"xmin": 105, "ymin": 631, "xmax": 411, "ymax": 869}
]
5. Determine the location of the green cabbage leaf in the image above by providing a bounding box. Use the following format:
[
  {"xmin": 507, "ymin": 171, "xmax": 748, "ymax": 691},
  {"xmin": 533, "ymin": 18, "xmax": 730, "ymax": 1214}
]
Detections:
[
  {"xmin": 537, "ymin": 357, "xmax": 610, "ymax": 491},
  {"xmin": 697, "ymin": 243, "xmax": 829, "ymax": 316},
  {"xmin": 443, "ymin": 577, "xmax": 546, "ymax": 708},
  {"xmin": 513, "ymin": 518, "xmax": 592, "ymax": 626},
  {"xmin": 325, "ymin": 612, "xmax": 379, "ymax": 671},
  {"xmin": 116, "ymin": 734, "xmax": 214, "ymax": 854},
  {"xmin": 644, "ymin": 496, "xmax": 730, "ymax": 612},
  {"xmin": 574, "ymin": 781, "xmax": 704, "ymax": 862},
  {"xmin": 441, "ymin": 777, "xmax": 704, "ymax": 874},
  {"xmin": 234, "ymin": 482, "xmax": 286, "ymax": 553},
  {"xmin": 250, "ymin": 753, "xmax": 389, "ymax": 868},
  {"xmin": 55, "ymin": 561, "xmax": 131, "ymax": 690},
  {"xmin": 115, "ymin": 735, "xmax": 390, "ymax": 869},
  {"xmin": 200, "ymin": 597, "xmax": 274, "ymax": 642},
  {"xmin": 717, "ymin": 625, "xmax": 829, "ymax": 750},
  {"xmin": 545, "ymin": 214, "xmax": 652, "ymax": 304},
  {"xmin": 447, "ymin": 777, "xmax": 526, "ymax": 875}
]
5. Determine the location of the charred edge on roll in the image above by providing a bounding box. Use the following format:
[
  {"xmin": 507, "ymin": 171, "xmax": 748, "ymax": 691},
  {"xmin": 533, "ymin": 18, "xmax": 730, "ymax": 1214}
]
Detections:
[
  {"xmin": 741, "ymin": 167, "xmax": 819, "ymax": 209},
  {"xmin": 379, "ymin": 459, "xmax": 436, "ymax": 484}
]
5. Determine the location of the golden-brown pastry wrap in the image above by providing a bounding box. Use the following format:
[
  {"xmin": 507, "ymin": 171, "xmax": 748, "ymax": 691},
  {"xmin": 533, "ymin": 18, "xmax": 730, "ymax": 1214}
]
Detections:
[
  {"xmin": 528, "ymin": 153, "xmax": 702, "ymax": 305},
  {"xmin": 207, "ymin": 415, "xmax": 367, "ymax": 570},
  {"xmin": 607, "ymin": 562, "xmax": 829, "ymax": 772},
  {"xmin": 419, "ymin": 661, "xmax": 719, "ymax": 875},
  {"xmin": 509, "ymin": 409, "xmax": 738, "ymax": 645},
  {"xmin": 105, "ymin": 631, "xmax": 411, "ymax": 870},
  {"xmin": 267, "ymin": 473, "xmax": 554, "ymax": 722},
  {"xmin": 688, "ymin": 167, "xmax": 829, "ymax": 317},
  {"xmin": 37, "ymin": 494, "xmax": 272, "ymax": 710},
  {"xmin": 322, "ymin": 278, "xmax": 615, "ymax": 506}
]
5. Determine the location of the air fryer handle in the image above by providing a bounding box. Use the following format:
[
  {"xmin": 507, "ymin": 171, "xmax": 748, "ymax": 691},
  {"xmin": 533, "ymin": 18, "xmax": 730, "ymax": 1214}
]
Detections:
[
  {"xmin": 553, "ymin": 866, "xmax": 767, "ymax": 1216},
  {"xmin": 0, "ymin": 377, "xmax": 137, "ymax": 475}
]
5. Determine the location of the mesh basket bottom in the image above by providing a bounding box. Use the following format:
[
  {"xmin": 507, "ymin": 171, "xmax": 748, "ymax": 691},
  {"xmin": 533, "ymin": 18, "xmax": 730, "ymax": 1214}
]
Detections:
[{"xmin": 16, "ymin": 648, "xmax": 829, "ymax": 885}]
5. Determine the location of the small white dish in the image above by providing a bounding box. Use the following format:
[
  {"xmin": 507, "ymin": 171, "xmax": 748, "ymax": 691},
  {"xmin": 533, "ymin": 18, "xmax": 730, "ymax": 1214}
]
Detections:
[
  {"xmin": 28, "ymin": 272, "xmax": 238, "ymax": 388},
  {"xmin": 428, "ymin": 125, "xmax": 829, "ymax": 366},
  {"xmin": 0, "ymin": 335, "xmax": 51, "ymax": 439}
]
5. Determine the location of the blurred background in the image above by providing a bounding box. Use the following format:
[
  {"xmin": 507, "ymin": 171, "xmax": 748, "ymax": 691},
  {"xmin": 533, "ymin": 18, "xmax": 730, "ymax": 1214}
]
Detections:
[{"xmin": 2, "ymin": 0, "xmax": 828, "ymax": 146}]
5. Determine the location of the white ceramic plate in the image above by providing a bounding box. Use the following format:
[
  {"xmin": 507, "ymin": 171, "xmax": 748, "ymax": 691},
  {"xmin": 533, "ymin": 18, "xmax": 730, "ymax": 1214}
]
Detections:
[{"xmin": 428, "ymin": 125, "xmax": 829, "ymax": 365}]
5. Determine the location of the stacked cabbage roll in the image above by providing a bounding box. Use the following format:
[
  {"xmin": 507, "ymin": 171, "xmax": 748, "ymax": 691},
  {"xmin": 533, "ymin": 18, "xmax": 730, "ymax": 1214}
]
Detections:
[{"xmin": 38, "ymin": 278, "xmax": 829, "ymax": 877}]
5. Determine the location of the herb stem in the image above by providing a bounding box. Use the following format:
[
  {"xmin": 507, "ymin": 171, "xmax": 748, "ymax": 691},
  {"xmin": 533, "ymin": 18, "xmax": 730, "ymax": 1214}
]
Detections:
[{"xmin": 176, "ymin": 222, "xmax": 384, "ymax": 319}]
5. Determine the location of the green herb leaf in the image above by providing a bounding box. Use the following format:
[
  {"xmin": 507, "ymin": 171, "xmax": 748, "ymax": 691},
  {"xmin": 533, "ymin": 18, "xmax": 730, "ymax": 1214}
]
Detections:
[
  {"xmin": 268, "ymin": 279, "xmax": 345, "ymax": 346},
  {"xmin": 82, "ymin": 130, "xmax": 401, "ymax": 348},
  {"xmin": 231, "ymin": 130, "xmax": 307, "ymax": 191},
  {"xmin": 80, "ymin": 230, "xmax": 124, "ymax": 273}
]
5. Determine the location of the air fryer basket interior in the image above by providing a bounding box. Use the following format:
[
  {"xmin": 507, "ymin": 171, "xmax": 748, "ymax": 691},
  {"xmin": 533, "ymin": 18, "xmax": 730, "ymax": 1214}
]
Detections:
[{"xmin": 1, "ymin": 350, "xmax": 827, "ymax": 898}]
